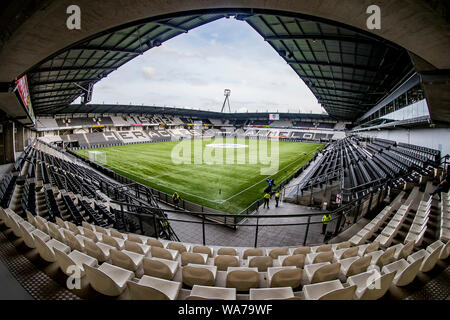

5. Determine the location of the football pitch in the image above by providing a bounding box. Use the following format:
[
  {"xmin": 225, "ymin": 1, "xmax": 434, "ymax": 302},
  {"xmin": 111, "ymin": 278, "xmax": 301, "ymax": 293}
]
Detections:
[{"xmin": 74, "ymin": 138, "xmax": 323, "ymax": 214}]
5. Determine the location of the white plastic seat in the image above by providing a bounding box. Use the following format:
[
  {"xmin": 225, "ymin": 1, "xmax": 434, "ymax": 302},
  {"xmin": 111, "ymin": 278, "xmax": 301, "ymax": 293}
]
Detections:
[
  {"xmin": 181, "ymin": 252, "xmax": 208, "ymax": 266},
  {"xmin": 149, "ymin": 246, "xmax": 179, "ymax": 260},
  {"xmin": 279, "ymin": 254, "xmax": 306, "ymax": 269},
  {"xmin": 127, "ymin": 275, "xmax": 181, "ymax": 300},
  {"xmin": 110, "ymin": 229, "xmax": 127, "ymax": 240},
  {"xmin": 19, "ymin": 223, "xmax": 38, "ymax": 248},
  {"xmin": 249, "ymin": 287, "xmax": 297, "ymax": 300},
  {"xmin": 289, "ymin": 246, "xmax": 311, "ymax": 255},
  {"xmin": 55, "ymin": 217, "xmax": 67, "ymax": 229},
  {"xmin": 62, "ymin": 229, "xmax": 85, "ymax": 252},
  {"xmin": 339, "ymin": 255, "xmax": 372, "ymax": 278},
  {"xmin": 217, "ymin": 247, "xmax": 237, "ymax": 256},
  {"xmin": 34, "ymin": 237, "xmax": 71, "ymax": 262},
  {"xmin": 248, "ymin": 256, "xmax": 273, "ymax": 272},
  {"xmin": 192, "ymin": 246, "xmax": 214, "ymax": 258},
  {"xmin": 48, "ymin": 222, "xmax": 66, "ymax": 243},
  {"xmin": 333, "ymin": 247, "xmax": 358, "ymax": 261},
  {"xmin": 313, "ymin": 244, "xmax": 332, "ymax": 253},
  {"xmin": 25, "ymin": 211, "xmax": 37, "ymax": 227},
  {"xmin": 438, "ymin": 240, "xmax": 450, "ymax": 259},
  {"xmin": 304, "ymin": 262, "xmax": 341, "ymax": 284},
  {"xmin": 84, "ymin": 239, "xmax": 115, "ymax": 262},
  {"xmin": 188, "ymin": 285, "xmax": 237, "ymax": 300},
  {"xmin": 332, "ymin": 241, "xmax": 351, "ymax": 250},
  {"xmin": 84, "ymin": 262, "xmax": 134, "ymax": 296},
  {"xmin": 94, "ymin": 225, "xmax": 109, "ymax": 235},
  {"xmin": 267, "ymin": 247, "xmax": 289, "ymax": 259},
  {"xmin": 382, "ymin": 258, "xmax": 423, "ymax": 287},
  {"xmin": 347, "ymin": 269, "xmax": 396, "ymax": 300},
  {"xmin": 167, "ymin": 242, "xmax": 190, "ymax": 254},
  {"xmin": 8, "ymin": 216, "xmax": 26, "ymax": 237},
  {"xmin": 182, "ymin": 264, "xmax": 217, "ymax": 287},
  {"xmin": 17, "ymin": 220, "xmax": 35, "ymax": 239},
  {"xmin": 267, "ymin": 266, "xmax": 302, "ymax": 288},
  {"xmin": 143, "ymin": 257, "xmax": 179, "ymax": 280},
  {"xmin": 54, "ymin": 248, "xmax": 98, "ymax": 277},
  {"xmin": 407, "ymin": 245, "xmax": 443, "ymax": 272},
  {"xmin": 100, "ymin": 234, "xmax": 125, "ymax": 250},
  {"xmin": 391, "ymin": 241, "xmax": 415, "ymax": 260},
  {"xmin": 110, "ymin": 249, "xmax": 144, "ymax": 272},
  {"xmin": 305, "ymin": 251, "xmax": 334, "ymax": 265},
  {"xmin": 66, "ymin": 221, "xmax": 80, "ymax": 235},
  {"xmin": 366, "ymin": 247, "xmax": 396, "ymax": 268},
  {"xmin": 214, "ymin": 255, "xmax": 240, "ymax": 271},
  {"xmin": 127, "ymin": 233, "xmax": 146, "ymax": 244},
  {"xmin": 426, "ymin": 240, "xmax": 445, "ymax": 254},
  {"xmin": 226, "ymin": 267, "xmax": 259, "ymax": 292},
  {"xmin": 35, "ymin": 216, "xmax": 49, "ymax": 234},
  {"xmin": 31, "ymin": 228, "xmax": 51, "ymax": 242},
  {"xmin": 146, "ymin": 238, "xmax": 164, "ymax": 248},
  {"xmin": 303, "ymin": 279, "xmax": 356, "ymax": 300},
  {"xmin": 124, "ymin": 239, "xmax": 150, "ymax": 255},
  {"xmin": 81, "ymin": 227, "xmax": 102, "ymax": 242},
  {"xmin": 82, "ymin": 221, "xmax": 94, "ymax": 231},
  {"xmin": 375, "ymin": 233, "xmax": 394, "ymax": 248},
  {"xmin": 357, "ymin": 242, "xmax": 379, "ymax": 256}
]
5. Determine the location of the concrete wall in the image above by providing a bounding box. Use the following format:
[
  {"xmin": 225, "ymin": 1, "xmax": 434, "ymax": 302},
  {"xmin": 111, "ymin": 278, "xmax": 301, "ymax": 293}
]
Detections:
[{"xmin": 355, "ymin": 127, "xmax": 450, "ymax": 157}]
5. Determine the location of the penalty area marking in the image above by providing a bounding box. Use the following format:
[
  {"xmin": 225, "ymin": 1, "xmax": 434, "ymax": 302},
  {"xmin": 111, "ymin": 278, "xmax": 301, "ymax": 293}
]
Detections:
[{"xmin": 97, "ymin": 145, "xmax": 321, "ymax": 205}]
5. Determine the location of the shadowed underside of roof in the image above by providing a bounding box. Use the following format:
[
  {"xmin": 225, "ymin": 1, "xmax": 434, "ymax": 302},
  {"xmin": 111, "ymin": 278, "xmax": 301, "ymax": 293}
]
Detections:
[{"xmin": 26, "ymin": 9, "xmax": 414, "ymax": 121}]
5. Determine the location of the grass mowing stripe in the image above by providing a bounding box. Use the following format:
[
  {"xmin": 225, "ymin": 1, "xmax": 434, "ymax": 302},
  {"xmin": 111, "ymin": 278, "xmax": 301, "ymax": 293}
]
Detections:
[{"xmin": 74, "ymin": 139, "xmax": 323, "ymax": 213}]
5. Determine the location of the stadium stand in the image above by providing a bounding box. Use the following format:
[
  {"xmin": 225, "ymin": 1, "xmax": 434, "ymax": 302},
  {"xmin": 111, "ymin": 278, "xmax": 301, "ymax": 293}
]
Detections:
[
  {"xmin": 115, "ymin": 131, "xmax": 151, "ymax": 143},
  {"xmin": 1, "ymin": 135, "xmax": 448, "ymax": 301}
]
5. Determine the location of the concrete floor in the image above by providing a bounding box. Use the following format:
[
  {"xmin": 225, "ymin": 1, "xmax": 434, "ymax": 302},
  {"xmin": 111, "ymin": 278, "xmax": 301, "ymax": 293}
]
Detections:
[
  {"xmin": 164, "ymin": 200, "xmax": 338, "ymax": 248},
  {"xmin": 0, "ymin": 257, "xmax": 33, "ymax": 300}
]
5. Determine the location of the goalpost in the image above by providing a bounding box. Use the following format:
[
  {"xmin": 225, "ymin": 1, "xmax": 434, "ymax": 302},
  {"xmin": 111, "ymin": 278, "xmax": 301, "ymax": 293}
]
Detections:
[{"xmin": 88, "ymin": 150, "xmax": 107, "ymax": 165}]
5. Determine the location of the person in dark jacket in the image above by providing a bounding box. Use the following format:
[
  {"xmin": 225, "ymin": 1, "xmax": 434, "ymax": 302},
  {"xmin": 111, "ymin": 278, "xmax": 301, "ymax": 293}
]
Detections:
[{"xmin": 430, "ymin": 170, "xmax": 450, "ymax": 201}]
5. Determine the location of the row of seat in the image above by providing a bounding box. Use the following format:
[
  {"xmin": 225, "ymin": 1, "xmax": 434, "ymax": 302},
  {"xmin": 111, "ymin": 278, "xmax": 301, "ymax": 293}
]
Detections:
[
  {"xmin": 374, "ymin": 187, "xmax": 420, "ymax": 248},
  {"xmin": 21, "ymin": 180, "xmax": 36, "ymax": 216},
  {"xmin": 349, "ymin": 191, "xmax": 405, "ymax": 246},
  {"xmin": 0, "ymin": 172, "xmax": 18, "ymax": 208},
  {"xmin": 440, "ymin": 193, "xmax": 450, "ymax": 241},
  {"xmin": 3, "ymin": 205, "xmax": 449, "ymax": 300}
]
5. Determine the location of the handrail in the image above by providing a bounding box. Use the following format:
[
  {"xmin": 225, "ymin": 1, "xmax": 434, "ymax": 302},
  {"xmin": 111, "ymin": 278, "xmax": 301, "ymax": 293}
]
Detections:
[
  {"xmin": 110, "ymin": 195, "xmax": 359, "ymax": 219},
  {"xmin": 115, "ymin": 208, "xmax": 340, "ymax": 227}
]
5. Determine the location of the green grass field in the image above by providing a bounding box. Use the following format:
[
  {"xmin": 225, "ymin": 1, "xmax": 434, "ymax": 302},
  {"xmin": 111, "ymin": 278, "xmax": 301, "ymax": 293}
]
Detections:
[{"xmin": 74, "ymin": 138, "xmax": 323, "ymax": 214}]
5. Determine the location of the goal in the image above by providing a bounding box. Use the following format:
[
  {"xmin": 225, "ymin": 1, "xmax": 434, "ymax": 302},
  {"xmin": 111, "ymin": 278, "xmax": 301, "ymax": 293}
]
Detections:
[{"xmin": 88, "ymin": 150, "xmax": 107, "ymax": 165}]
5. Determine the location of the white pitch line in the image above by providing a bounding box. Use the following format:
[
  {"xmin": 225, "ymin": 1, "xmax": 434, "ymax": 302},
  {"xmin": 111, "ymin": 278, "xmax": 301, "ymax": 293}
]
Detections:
[
  {"xmin": 218, "ymin": 149, "xmax": 320, "ymax": 203},
  {"xmin": 100, "ymin": 143, "xmax": 322, "ymax": 205}
]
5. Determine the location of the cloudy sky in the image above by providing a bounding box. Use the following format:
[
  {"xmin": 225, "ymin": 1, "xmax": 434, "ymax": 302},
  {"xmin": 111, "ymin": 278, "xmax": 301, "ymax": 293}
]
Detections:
[{"xmin": 76, "ymin": 17, "xmax": 325, "ymax": 114}]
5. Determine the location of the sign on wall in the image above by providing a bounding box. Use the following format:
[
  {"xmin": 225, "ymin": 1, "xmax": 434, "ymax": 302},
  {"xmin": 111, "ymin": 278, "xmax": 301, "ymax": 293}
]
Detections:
[
  {"xmin": 14, "ymin": 75, "xmax": 36, "ymax": 126},
  {"xmin": 269, "ymin": 114, "xmax": 279, "ymax": 121}
]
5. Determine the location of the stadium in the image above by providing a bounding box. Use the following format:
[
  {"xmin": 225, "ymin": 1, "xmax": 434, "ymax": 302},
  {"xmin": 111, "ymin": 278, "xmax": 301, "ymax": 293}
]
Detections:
[{"xmin": 0, "ymin": 0, "xmax": 449, "ymax": 309}]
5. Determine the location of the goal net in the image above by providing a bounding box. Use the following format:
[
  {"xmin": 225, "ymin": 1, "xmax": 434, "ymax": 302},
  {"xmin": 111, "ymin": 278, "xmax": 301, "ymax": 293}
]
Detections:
[{"xmin": 88, "ymin": 150, "xmax": 107, "ymax": 165}]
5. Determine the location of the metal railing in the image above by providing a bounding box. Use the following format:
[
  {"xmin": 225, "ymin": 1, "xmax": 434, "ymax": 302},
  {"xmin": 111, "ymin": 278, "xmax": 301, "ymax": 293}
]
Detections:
[{"xmin": 108, "ymin": 180, "xmax": 394, "ymax": 247}]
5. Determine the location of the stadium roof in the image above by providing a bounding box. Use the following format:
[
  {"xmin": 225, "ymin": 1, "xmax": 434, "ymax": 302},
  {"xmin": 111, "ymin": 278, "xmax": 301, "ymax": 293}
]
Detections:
[
  {"xmin": 41, "ymin": 103, "xmax": 333, "ymax": 121},
  {"xmin": 26, "ymin": 9, "xmax": 415, "ymax": 121}
]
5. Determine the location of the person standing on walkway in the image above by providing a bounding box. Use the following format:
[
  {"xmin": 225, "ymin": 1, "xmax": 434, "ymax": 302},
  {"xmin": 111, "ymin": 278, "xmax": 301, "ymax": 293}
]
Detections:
[
  {"xmin": 275, "ymin": 190, "xmax": 280, "ymax": 207},
  {"xmin": 321, "ymin": 213, "xmax": 332, "ymax": 235},
  {"xmin": 263, "ymin": 192, "xmax": 271, "ymax": 209},
  {"xmin": 429, "ymin": 169, "xmax": 449, "ymax": 201},
  {"xmin": 172, "ymin": 192, "xmax": 180, "ymax": 209}
]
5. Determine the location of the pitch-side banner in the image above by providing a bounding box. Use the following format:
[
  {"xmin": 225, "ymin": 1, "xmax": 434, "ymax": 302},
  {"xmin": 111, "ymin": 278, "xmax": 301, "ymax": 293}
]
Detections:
[{"xmin": 15, "ymin": 75, "xmax": 36, "ymax": 125}]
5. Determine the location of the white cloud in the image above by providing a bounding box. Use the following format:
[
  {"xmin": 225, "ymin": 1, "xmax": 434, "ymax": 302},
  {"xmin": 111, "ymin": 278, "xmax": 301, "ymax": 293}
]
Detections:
[
  {"xmin": 141, "ymin": 66, "xmax": 157, "ymax": 79},
  {"xmin": 85, "ymin": 18, "xmax": 324, "ymax": 114}
]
